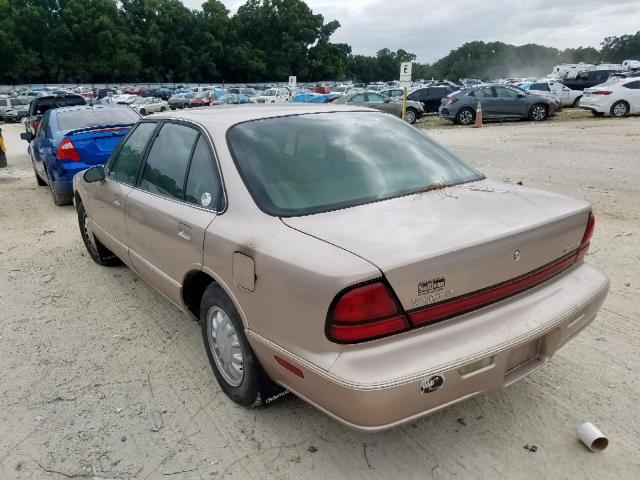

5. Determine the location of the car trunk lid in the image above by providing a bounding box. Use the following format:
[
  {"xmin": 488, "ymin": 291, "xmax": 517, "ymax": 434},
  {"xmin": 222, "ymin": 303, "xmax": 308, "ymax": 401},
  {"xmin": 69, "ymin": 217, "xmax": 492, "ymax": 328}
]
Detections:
[
  {"xmin": 59, "ymin": 125, "xmax": 132, "ymax": 165},
  {"xmin": 283, "ymin": 179, "xmax": 591, "ymax": 316}
]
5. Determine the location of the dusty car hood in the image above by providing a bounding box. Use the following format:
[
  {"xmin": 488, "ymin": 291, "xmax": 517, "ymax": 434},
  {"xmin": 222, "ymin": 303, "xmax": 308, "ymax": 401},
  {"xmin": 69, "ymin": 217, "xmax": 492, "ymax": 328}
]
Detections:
[{"xmin": 282, "ymin": 179, "xmax": 590, "ymax": 309}]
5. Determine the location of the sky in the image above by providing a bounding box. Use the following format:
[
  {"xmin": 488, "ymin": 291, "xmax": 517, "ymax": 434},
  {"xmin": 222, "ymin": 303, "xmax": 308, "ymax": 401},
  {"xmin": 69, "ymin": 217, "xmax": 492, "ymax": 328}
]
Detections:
[{"xmin": 181, "ymin": 0, "xmax": 640, "ymax": 63}]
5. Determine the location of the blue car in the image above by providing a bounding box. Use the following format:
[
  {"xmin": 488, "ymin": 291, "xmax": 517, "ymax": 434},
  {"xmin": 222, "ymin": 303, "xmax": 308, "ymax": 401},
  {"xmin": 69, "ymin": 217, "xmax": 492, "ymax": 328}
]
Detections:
[{"xmin": 23, "ymin": 105, "xmax": 140, "ymax": 205}]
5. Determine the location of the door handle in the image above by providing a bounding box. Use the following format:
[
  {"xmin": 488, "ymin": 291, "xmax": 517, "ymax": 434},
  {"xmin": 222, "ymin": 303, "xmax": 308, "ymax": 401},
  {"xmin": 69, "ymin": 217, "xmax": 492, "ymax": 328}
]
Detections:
[{"xmin": 177, "ymin": 222, "xmax": 191, "ymax": 242}]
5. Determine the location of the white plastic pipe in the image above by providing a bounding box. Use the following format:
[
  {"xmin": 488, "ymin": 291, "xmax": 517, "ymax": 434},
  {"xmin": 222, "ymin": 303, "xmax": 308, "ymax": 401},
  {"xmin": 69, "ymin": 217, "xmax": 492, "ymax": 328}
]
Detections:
[{"xmin": 578, "ymin": 422, "xmax": 609, "ymax": 452}]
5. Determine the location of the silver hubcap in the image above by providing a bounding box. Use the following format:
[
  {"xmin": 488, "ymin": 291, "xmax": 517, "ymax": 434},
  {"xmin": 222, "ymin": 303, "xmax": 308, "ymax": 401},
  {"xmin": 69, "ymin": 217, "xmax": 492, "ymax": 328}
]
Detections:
[
  {"xmin": 405, "ymin": 110, "xmax": 416, "ymax": 123},
  {"xmin": 83, "ymin": 214, "xmax": 98, "ymax": 252},
  {"xmin": 459, "ymin": 110, "xmax": 472, "ymax": 124},
  {"xmin": 207, "ymin": 306, "xmax": 243, "ymax": 387},
  {"xmin": 613, "ymin": 103, "xmax": 627, "ymax": 117},
  {"xmin": 532, "ymin": 106, "xmax": 545, "ymax": 120}
]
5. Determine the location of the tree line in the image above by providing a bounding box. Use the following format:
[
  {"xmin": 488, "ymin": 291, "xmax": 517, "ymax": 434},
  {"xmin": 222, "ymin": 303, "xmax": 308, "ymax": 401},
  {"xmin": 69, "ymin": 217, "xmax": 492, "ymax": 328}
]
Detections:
[{"xmin": 0, "ymin": 0, "xmax": 638, "ymax": 85}]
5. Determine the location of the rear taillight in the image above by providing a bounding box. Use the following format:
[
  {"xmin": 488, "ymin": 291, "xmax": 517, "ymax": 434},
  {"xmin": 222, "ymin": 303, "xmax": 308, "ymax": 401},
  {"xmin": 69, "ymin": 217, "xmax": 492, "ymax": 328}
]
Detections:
[
  {"xmin": 447, "ymin": 98, "xmax": 458, "ymax": 105},
  {"xmin": 56, "ymin": 138, "xmax": 80, "ymax": 161},
  {"xmin": 33, "ymin": 119, "xmax": 39, "ymax": 131},
  {"xmin": 327, "ymin": 282, "xmax": 409, "ymax": 343},
  {"xmin": 577, "ymin": 212, "xmax": 595, "ymax": 261},
  {"xmin": 590, "ymin": 90, "xmax": 612, "ymax": 95}
]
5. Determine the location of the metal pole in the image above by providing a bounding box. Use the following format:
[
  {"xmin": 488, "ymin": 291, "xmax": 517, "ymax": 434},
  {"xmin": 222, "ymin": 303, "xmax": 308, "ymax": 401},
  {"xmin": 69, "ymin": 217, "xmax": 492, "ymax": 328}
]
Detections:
[{"xmin": 401, "ymin": 87, "xmax": 408, "ymax": 121}]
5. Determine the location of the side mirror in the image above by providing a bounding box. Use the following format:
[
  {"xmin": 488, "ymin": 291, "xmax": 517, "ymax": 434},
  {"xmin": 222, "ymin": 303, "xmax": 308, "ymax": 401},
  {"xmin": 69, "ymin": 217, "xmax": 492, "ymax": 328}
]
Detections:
[
  {"xmin": 20, "ymin": 132, "xmax": 34, "ymax": 142},
  {"xmin": 83, "ymin": 166, "xmax": 106, "ymax": 183},
  {"xmin": 383, "ymin": 98, "xmax": 391, "ymax": 103}
]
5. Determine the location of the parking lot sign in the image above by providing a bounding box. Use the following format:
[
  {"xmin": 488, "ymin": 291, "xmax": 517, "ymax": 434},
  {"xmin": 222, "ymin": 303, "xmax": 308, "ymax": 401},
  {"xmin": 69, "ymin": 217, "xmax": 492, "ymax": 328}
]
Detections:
[
  {"xmin": 288, "ymin": 76, "xmax": 297, "ymax": 88},
  {"xmin": 400, "ymin": 62, "xmax": 412, "ymax": 82}
]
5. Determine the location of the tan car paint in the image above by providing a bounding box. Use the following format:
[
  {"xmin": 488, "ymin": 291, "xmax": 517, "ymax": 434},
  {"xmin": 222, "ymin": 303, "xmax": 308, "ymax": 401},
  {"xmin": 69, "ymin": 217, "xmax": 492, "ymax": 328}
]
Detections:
[{"xmin": 73, "ymin": 105, "xmax": 609, "ymax": 431}]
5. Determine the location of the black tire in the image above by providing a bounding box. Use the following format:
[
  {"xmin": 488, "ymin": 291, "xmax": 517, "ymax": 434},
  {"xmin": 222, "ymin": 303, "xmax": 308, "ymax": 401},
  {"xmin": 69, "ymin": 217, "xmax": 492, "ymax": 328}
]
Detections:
[
  {"xmin": 160, "ymin": 106, "xmax": 166, "ymax": 112},
  {"xmin": 139, "ymin": 108, "xmax": 146, "ymax": 115},
  {"xmin": 170, "ymin": 107, "xmax": 176, "ymax": 110},
  {"xmin": 49, "ymin": 180, "xmax": 73, "ymax": 206},
  {"xmin": 35, "ymin": 169, "xmax": 47, "ymax": 186},
  {"xmin": 572, "ymin": 96, "xmax": 582, "ymax": 108},
  {"xmin": 455, "ymin": 107, "xmax": 475, "ymax": 125},
  {"xmin": 404, "ymin": 107, "xmax": 418, "ymax": 124},
  {"xmin": 200, "ymin": 283, "xmax": 270, "ymax": 407},
  {"xmin": 610, "ymin": 101, "xmax": 629, "ymax": 118},
  {"xmin": 76, "ymin": 200, "xmax": 121, "ymax": 266}
]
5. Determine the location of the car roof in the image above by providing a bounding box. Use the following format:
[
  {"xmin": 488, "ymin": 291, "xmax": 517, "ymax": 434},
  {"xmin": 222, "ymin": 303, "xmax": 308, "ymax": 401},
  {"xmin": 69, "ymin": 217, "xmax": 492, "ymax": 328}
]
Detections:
[{"xmin": 149, "ymin": 104, "xmax": 373, "ymax": 130}]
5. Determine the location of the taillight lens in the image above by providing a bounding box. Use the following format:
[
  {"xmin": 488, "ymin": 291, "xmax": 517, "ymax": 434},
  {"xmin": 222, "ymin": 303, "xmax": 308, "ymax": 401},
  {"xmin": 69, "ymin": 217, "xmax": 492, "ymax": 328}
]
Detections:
[
  {"xmin": 447, "ymin": 98, "xmax": 458, "ymax": 105},
  {"xmin": 590, "ymin": 90, "xmax": 612, "ymax": 95},
  {"xmin": 577, "ymin": 212, "xmax": 595, "ymax": 260},
  {"xmin": 33, "ymin": 119, "xmax": 40, "ymax": 131},
  {"xmin": 327, "ymin": 282, "xmax": 409, "ymax": 343},
  {"xmin": 56, "ymin": 138, "xmax": 81, "ymax": 161}
]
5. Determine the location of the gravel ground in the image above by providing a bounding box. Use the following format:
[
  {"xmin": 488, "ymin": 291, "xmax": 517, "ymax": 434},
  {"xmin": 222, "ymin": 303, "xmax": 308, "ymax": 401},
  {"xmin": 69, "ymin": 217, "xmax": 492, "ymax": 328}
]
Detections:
[{"xmin": 0, "ymin": 116, "xmax": 638, "ymax": 479}]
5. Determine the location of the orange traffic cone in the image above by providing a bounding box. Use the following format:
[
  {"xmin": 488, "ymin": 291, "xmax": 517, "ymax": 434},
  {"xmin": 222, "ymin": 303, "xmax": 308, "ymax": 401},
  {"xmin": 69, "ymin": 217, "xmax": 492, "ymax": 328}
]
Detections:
[{"xmin": 473, "ymin": 101, "xmax": 483, "ymax": 127}]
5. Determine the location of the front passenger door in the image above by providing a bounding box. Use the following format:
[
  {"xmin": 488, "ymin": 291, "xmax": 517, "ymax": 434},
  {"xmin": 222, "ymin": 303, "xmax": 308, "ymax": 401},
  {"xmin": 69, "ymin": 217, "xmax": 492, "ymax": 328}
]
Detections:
[
  {"xmin": 126, "ymin": 122, "xmax": 221, "ymax": 306},
  {"xmin": 91, "ymin": 122, "xmax": 158, "ymax": 261}
]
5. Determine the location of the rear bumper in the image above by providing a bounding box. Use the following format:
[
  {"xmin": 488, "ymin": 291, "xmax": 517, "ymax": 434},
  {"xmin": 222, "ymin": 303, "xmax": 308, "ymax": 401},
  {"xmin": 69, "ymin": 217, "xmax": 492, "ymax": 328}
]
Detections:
[
  {"xmin": 579, "ymin": 98, "xmax": 610, "ymax": 114},
  {"xmin": 248, "ymin": 262, "xmax": 609, "ymax": 431}
]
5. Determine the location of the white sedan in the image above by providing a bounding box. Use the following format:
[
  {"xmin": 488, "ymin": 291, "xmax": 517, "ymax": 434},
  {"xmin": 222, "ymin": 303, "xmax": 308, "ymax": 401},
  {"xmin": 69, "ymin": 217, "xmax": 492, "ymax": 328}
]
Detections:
[
  {"xmin": 131, "ymin": 97, "xmax": 169, "ymax": 115},
  {"xmin": 527, "ymin": 80, "xmax": 583, "ymax": 107},
  {"xmin": 579, "ymin": 78, "xmax": 640, "ymax": 117}
]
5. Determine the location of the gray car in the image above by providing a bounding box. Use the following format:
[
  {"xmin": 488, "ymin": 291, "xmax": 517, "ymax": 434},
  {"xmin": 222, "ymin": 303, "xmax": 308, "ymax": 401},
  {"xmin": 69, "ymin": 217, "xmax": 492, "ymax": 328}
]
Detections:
[
  {"xmin": 439, "ymin": 84, "xmax": 558, "ymax": 125},
  {"xmin": 333, "ymin": 92, "xmax": 425, "ymax": 124}
]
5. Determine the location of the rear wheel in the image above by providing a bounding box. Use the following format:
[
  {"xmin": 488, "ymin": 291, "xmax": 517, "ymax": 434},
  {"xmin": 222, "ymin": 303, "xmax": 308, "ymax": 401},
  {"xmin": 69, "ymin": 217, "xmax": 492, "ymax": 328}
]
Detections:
[
  {"xmin": 529, "ymin": 104, "xmax": 547, "ymax": 121},
  {"xmin": 160, "ymin": 106, "xmax": 166, "ymax": 112},
  {"xmin": 139, "ymin": 108, "xmax": 146, "ymax": 115},
  {"xmin": 611, "ymin": 101, "xmax": 629, "ymax": 117},
  {"xmin": 200, "ymin": 283, "xmax": 270, "ymax": 407},
  {"xmin": 404, "ymin": 108, "xmax": 418, "ymax": 124},
  {"xmin": 455, "ymin": 107, "xmax": 475, "ymax": 125},
  {"xmin": 76, "ymin": 200, "xmax": 121, "ymax": 266},
  {"xmin": 48, "ymin": 174, "xmax": 73, "ymax": 206},
  {"xmin": 34, "ymin": 168, "xmax": 47, "ymax": 186}
]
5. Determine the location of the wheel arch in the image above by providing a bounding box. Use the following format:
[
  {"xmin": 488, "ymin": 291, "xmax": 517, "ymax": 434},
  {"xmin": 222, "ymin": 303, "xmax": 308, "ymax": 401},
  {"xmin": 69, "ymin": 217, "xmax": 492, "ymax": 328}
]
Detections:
[
  {"xmin": 182, "ymin": 269, "xmax": 247, "ymax": 327},
  {"xmin": 610, "ymin": 99, "xmax": 630, "ymax": 116}
]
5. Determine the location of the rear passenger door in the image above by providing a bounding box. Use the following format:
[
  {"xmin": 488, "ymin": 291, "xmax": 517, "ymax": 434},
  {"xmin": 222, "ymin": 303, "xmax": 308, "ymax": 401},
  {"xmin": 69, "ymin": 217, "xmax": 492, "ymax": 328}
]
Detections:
[
  {"xmin": 622, "ymin": 81, "xmax": 640, "ymax": 113},
  {"xmin": 126, "ymin": 121, "xmax": 223, "ymax": 306}
]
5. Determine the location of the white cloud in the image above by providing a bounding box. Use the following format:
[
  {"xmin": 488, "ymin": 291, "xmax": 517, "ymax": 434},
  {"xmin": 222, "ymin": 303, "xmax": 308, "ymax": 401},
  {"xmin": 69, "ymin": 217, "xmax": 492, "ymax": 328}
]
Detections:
[{"xmin": 181, "ymin": 0, "xmax": 640, "ymax": 63}]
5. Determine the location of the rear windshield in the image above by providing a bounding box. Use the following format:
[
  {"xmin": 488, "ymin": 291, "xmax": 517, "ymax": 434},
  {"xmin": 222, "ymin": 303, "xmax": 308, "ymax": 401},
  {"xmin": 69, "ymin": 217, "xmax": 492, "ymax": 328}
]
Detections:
[
  {"xmin": 57, "ymin": 108, "xmax": 139, "ymax": 131},
  {"xmin": 227, "ymin": 112, "xmax": 483, "ymax": 216}
]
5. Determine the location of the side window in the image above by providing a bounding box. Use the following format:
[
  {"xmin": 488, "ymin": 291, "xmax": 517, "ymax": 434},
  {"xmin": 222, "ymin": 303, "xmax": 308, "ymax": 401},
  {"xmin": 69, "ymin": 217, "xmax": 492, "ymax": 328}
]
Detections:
[
  {"xmin": 366, "ymin": 93, "xmax": 385, "ymax": 103},
  {"xmin": 109, "ymin": 122, "xmax": 157, "ymax": 185},
  {"xmin": 350, "ymin": 94, "xmax": 366, "ymax": 103},
  {"xmin": 530, "ymin": 83, "xmax": 550, "ymax": 91},
  {"xmin": 36, "ymin": 112, "xmax": 50, "ymax": 137},
  {"xmin": 0, "ymin": 99, "xmax": 6, "ymax": 107},
  {"xmin": 495, "ymin": 87, "xmax": 518, "ymax": 98},
  {"xmin": 139, "ymin": 123, "xmax": 198, "ymax": 200},
  {"xmin": 185, "ymin": 136, "xmax": 222, "ymax": 210},
  {"xmin": 623, "ymin": 81, "xmax": 640, "ymax": 89},
  {"xmin": 474, "ymin": 87, "xmax": 495, "ymax": 98}
]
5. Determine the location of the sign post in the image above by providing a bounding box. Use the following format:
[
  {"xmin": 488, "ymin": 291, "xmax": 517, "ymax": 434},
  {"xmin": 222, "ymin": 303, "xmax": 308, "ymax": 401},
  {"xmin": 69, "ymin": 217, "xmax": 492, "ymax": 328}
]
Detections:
[{"xmin": 399, "ymin": 62, "xmax": 412, "ymax": 121}]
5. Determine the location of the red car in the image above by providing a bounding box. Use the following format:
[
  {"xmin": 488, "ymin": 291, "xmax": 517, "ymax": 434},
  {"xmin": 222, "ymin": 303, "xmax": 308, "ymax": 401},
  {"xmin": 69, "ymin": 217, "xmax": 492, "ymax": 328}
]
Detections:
[
  {"xmin": 313, "ymin": 84, "xmax": 331, "ymax": 94},
  {"xmin": 189, "ymin": 91, "xmax": 212, "ymax": 107}
]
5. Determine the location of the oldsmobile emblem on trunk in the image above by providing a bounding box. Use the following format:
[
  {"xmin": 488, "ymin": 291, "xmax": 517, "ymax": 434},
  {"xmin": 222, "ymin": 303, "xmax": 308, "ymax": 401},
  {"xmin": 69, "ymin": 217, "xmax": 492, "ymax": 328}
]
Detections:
[
  {"xmin": 514, "ymin": 250, "xmax": 521, "ymax": 261},
  {"xmin": 420, "ymin": 375, "xmax": 445, "ymax": 394},
  {"xmin": 418, "ymin": 277, "xmax": 446, "ymax": 295}
]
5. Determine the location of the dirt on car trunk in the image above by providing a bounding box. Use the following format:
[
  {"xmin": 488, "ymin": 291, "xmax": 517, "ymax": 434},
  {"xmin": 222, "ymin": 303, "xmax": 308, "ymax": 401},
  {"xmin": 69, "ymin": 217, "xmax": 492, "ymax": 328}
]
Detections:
[{"xmin": 0, "ymin": 118, "xmax": 639, "ymax": 479}]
